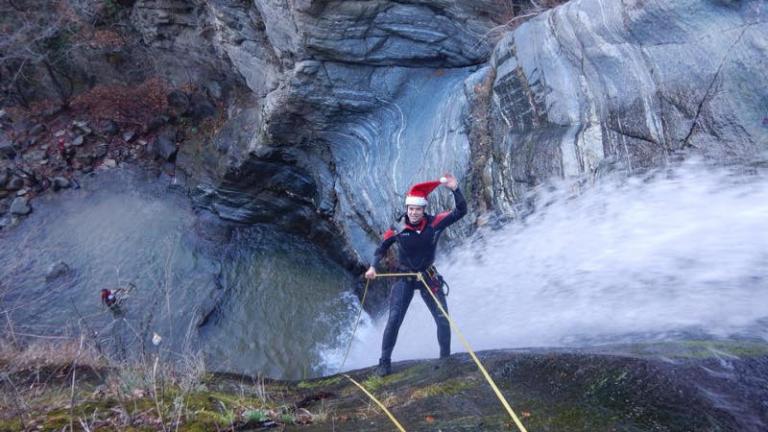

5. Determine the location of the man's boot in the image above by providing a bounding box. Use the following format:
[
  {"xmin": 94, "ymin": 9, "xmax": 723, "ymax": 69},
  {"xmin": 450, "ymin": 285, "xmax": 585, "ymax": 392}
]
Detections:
[
  {"xmin": 376, "ymin": 358, "xmax": 391, "ymax": 377},
  {"xmin": 433, "ymin": 353, "xmax": 452, "ymax": 370}
]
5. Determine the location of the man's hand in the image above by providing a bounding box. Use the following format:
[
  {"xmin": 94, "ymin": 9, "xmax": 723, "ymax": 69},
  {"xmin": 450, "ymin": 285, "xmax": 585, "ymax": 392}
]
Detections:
[
  {"xmin": 365, "ymin": 266, "xmax": 377, "ymax": 280},
  {"xmin": 442, "ymin": 173, "xmax": 459, "ymax": 191}
]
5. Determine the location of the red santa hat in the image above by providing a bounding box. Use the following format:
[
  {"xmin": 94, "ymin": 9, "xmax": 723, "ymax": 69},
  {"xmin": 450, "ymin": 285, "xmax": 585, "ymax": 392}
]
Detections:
[{"xmin": 405, "ymin": 178, "xmax": 446, "ymax": 206}]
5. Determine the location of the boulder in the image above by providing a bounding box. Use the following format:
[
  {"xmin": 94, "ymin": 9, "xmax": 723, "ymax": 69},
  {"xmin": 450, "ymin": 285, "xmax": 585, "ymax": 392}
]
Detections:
[
  {"xmin": 153, "ymin": 130, "xmax": 178, "ymax": 161},
  {"xmin": 72, "ymin": 120, "xmax": 92, "ymax": 135},
  {"xmin": 52, "ymin": 177, "xmax": 71, "ymax": 191},
  {"xmin": 45, "ymin": 261, "xmax": 70, "ymax": 281},
  {"xmin": 167, "ymin": 90, "xmax": 190, "ymax": 112},
  {"xmin": 9, "ymin": 196, "xmax": 31, "ymax": 215},
  {"xmin": 29, "ymin": 124, "xmax": 45, "ymax": 136},
  {"xmin": 187, "ymin": 92, "xmax": 215, "ymax": 119},
  {"xmin": 5, "ymin": 176, "xmax": 24, "ymax": 191},
  {"xmin": 94, "ymin": 144, "xmax": 109, "ymax": 159},
  {"xmin": 100, "ymin": 120, "xmax": 119, "ymax": 136},
  {"xmin": 0, "ymin": 133, "xmax": 15, "ymax": 158},
  {"xmin": 122, "ymin": 130, "xmax": 136, "ymax": 143}
]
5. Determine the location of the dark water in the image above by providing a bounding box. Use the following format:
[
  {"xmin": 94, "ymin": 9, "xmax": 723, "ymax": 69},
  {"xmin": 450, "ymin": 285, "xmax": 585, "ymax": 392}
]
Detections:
[{"xmin": 0, "ymin": 166, "xmax": 357, "ymax": 379}]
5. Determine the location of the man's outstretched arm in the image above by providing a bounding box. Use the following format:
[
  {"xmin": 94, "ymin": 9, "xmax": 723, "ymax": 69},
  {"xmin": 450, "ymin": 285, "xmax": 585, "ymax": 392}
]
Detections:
[{"xmin": 431, "ymin": 173, "xmax": 467, "ymax": 230}]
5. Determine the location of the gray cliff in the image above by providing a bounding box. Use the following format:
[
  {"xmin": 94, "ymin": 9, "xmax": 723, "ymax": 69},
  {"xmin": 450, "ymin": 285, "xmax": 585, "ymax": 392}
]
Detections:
[{"xmin": 2, "ymin": 0, "xmax": 766, "ymax": 268}]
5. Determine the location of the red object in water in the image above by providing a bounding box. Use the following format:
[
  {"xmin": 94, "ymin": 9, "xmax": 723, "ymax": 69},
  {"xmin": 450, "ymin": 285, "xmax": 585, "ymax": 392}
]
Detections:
[{"xmin": 100, "ymin": 289, "xmax": 116, "ymax": 306}]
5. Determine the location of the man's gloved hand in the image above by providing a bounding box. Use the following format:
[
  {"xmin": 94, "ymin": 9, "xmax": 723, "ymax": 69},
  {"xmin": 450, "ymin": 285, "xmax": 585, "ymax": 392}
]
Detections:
[
  {"xmin": 441, "ymin": 173, "xmax": 458, "ymax": 191},
  {"xmin": 365, "ymin": 266, "xmax": 377, "ymax": 280}
]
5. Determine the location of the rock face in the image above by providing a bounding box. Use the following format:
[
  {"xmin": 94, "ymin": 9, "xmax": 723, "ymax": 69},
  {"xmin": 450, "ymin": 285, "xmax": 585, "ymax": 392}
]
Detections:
[
  {"xmin": 174, "ymin": 0, "xmax": 509, "ymax": 266},
  {"xmin": 176, "ymin": 0, "xmax": 767, "ymax": 267},
  {"xmin": 3, "ymin": 0, "xmax": 766, "ymax": 268},
  {"xmin": 480, "ymin": 0, "xmax": 768, "ymax": 212},
  {"xmin": 290, "ymin": 342, "xmax": 768, "ymax": 431}
]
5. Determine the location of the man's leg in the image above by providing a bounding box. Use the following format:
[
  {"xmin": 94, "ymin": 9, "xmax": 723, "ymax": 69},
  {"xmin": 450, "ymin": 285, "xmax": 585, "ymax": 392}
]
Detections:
[
  {"xmin": 420, "ymin": 285, "xmax": 450, "ymax": 358},
  {"xmin": 379, "ymin": 280, "xmax": 415, "ymax": 373}
]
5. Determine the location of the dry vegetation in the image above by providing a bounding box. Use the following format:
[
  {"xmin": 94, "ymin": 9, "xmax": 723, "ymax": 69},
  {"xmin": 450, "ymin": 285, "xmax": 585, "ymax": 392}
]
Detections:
[
  {"xmin": 0, "ymin": 336, "xmax": 325, "ymax": 431},
  {"xmin": 69, "ymin": 78, "xmax": 170, "ymax": 128}
]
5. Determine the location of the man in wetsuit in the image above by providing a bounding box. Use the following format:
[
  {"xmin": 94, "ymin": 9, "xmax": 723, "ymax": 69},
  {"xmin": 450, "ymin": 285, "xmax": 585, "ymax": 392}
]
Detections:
[{"xmin": 364, "ymin": 173, "xmax": 467, "ymax": 376}]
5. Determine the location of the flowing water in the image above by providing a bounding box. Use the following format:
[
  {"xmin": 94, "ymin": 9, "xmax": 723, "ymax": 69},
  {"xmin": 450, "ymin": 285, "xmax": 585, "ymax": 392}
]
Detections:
[
  {"xmin": 3, "ymin": 161, "xmax": 767, "ymax": 379},
  {"xmin": 0, "ymin": 166, "xmax": 357, "ymax": 379},
  {"xmin": 329, "ymin": 160, "xmax": 768, "ymax": 371}
]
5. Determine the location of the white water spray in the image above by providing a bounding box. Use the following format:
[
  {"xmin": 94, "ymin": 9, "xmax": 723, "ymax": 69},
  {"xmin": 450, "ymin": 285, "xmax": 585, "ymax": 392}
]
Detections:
[{"xmin": 326, "ymin": 161, "xmax": 768, "ymax": 371}]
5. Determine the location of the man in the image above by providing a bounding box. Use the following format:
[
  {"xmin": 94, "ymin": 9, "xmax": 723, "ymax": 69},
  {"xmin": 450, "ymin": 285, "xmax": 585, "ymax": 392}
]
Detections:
[{"xmin": 365, "ymin": 173, "xmax": 467, "ymax": 376}]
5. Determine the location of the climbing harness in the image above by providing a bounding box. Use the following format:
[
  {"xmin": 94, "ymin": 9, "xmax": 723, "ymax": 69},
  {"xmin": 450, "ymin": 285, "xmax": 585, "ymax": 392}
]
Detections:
[{"xmin": 339, "ymin": 272, "xmax": 529, "ymax": 432}]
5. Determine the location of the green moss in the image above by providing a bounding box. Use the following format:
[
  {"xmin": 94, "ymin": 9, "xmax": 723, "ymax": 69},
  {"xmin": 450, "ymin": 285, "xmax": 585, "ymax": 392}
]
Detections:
[
  {"xmin": 244, "ymin": 409, "xmax": 268, "ymax": 422},
  {"xmin": 623, "ymin": 340, "xmax": 768, "ymax": 359},
  {"xmin": 297, "ymin": 375, "xmax": 342, "ymax": 389},
  {"xmin": 411, "ymin": 378, "xmax": 474, "ymax": 399},
  {"xmin": 0, "ymin": 418, "xmax": 23, "ymax": 432},
  {"xmin": 360, "ymin": 363, "xmax": 431, "ymax": 393}
]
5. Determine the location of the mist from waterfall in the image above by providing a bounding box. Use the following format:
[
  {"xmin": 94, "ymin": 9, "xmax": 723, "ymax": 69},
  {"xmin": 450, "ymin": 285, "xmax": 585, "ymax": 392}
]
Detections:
[{"xmin": 324, "ymin": 160, "xmax": 768, "ymax": 372}]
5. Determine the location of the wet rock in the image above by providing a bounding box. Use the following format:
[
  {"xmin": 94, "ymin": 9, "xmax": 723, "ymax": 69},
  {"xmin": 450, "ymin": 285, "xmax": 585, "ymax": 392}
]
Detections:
[
  {"xmin": 167, "ymin": 90, "xmax": 190, "ymax": 112},
  {"xmin": 16, "ymin": 188, "xmax": 28, "ymax": 196},
  {"xmin": 187, "ymin": 92, "xmax": 215, "ymax": 119},
  {"xmin": 6, "ymin": 176, "xmax": 24, "ymax": 191},
  {"xmin": 9, "ymin": 196, "xmax": 31, "ymax": 215},
  {"xmin": 29, "ymin": 124, "xmax": 45, "ymax": 136},
  {"xmin": 485, "ymin": 0, "xmax": 768, "ymax": 199},
  {"xmin": 122, "ymin": 130, "xmax": 136, "ymax": 143},
  {"xmin": 100, "ymin": 120, "xmax": 119, "ymax": 136},
  {"xmin": 72, "ymin": 135, "xmax": 85, "ymax": 146},
  {"xmin": 146, "ymin": 115, "xmax": 169, "ymax": 132},
  {"xmin": 72, "ymin": 120, "xmax": 92, "ymax": 135},
  {"xmin": 0, "ymin": 200, "xmax": 8, "ymax": 215},
  {"xmin": 24, "ymin": 149, "xmax": 47, "ymax": 164},
  {"xmin": 101, "ymin": 158, "xmax": 118, "ymax": 169},
  {"xmin": 94, "ymin": 144, "xmax": 109, "ymax": 159},
  {"xmin": 75, "ymin": 153, "xmax": 94, "ymax": 166},
  {"xmin": 0, "ymin": 133, "xmax": 15, "ymax": 158},
  {"xmin": 161, "ymin": 161, "xmax": 175, "ymax": 176},
  {"xmin": 153, "ymin": 131, "xmax": 178, "ymax": 161},
  {"xmin": 45, "ymin": 261, "xmax": 70, "ymax": 281},
  {"xmin": 0, "ymin": 169, "xmax": 8, "ymax": 187},
  {"xmin": 205, "ymin": 80, "xmax": 223, "ymax": 100},
  {"xmin": 0, "ymin": 110, "xmax": 6, "ymax": 121},
  {"xmin": 52, "ymin": 177, "xmax": 71, "ymax": 191},
  {"xmin": 0, "ymin": 215, "xmax": 14, "ymax": 230}
]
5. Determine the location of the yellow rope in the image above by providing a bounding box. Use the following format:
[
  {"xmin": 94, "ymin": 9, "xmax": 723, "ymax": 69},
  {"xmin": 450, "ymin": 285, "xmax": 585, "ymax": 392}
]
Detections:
[
  {"xmin": 343, "ymin": 374, "xmax": 407, "ymax": 432},
  {"xmin": 339, "ymin": 279, "xmax": 370, "ymax": 372},
  {"xmin": 378, "ymin": 271, "xmax": 529, "ymax": 432},
  {"xmin": 341, "ymin": 271, "xmax": 529, "ymax": 432},
  {"xmin": 340, "ymin": 278, "xmax": 407, "ymax": 431}
]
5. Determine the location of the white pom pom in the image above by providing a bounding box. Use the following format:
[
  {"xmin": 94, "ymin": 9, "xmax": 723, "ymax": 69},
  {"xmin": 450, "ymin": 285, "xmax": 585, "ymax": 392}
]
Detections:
[
  {"xmin": 152, "ymin": 333, "xmax": 162, "ymax": 346},
  {"xmin": 439, "ymin": 177, "xmax": 448, "ymax": 184}
]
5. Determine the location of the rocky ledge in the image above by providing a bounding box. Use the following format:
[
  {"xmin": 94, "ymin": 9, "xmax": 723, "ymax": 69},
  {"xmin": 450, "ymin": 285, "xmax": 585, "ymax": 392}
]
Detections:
[{"xmin": 2, "ymin": 340, "xmax": 766, "ymax": 431}]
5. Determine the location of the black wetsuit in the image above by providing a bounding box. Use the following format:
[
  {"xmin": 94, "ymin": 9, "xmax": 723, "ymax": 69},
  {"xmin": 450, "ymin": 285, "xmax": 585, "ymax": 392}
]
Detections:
[{"xmin": 372, "ymin": 188, "xmax": 467, "ymax": 362}]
